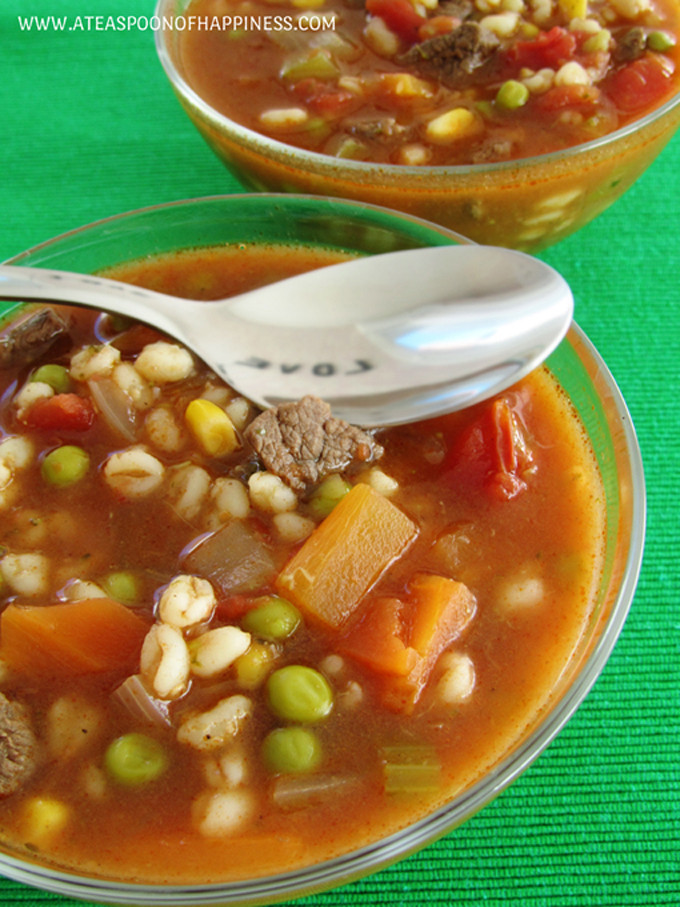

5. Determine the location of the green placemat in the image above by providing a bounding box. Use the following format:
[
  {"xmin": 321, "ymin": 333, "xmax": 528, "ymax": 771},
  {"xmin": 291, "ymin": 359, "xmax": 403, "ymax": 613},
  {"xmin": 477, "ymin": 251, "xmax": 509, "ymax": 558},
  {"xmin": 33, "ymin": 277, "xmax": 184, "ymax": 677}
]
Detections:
[{"xmin": 1, "ymin": 1, "xmax": 679, "ymax": 905}]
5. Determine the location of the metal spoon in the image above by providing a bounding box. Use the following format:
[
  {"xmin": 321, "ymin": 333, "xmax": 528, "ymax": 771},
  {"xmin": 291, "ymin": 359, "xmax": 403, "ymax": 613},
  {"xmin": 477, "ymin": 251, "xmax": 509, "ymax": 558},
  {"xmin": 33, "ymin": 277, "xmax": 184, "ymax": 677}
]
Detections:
[{"xmin": 0, "ymin": 246, "xmax": 572, "ymax": 427}]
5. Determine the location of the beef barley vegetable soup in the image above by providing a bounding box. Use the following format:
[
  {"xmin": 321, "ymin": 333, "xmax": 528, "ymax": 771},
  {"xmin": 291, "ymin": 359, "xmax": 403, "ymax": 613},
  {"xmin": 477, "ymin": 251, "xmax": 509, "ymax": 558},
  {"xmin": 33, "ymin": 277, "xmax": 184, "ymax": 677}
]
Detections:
[
  {"xmin": 176, "ymin": 0, "xmax": 679, "ymax": 165},
  {"xmin": 0, "ymin": 244, "xmax": 605, "ymax": 884}
]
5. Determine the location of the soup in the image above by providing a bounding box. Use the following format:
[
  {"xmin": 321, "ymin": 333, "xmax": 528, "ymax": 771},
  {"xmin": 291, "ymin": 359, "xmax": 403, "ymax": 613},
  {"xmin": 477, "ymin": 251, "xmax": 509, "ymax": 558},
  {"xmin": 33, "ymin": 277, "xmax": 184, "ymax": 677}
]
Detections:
[
  {"xmin": 176, "ymin": 0, "xmax": 680, "ymax": 165},
  {"xmin": 0, "ymin": 244, "xmax": 605, "ymax": 884}
]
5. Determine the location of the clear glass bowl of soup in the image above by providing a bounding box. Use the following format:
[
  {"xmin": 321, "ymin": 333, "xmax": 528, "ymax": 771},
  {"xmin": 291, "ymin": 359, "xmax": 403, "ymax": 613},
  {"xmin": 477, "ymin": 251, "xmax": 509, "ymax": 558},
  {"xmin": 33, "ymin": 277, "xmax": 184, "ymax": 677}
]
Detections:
[
  {"xmin": 0, "ymin": 195, "xmax": 644, "ymax": 905},
  {"xmin": 154, "ymin": 0, "xmax": 680, "ymax": 251}
]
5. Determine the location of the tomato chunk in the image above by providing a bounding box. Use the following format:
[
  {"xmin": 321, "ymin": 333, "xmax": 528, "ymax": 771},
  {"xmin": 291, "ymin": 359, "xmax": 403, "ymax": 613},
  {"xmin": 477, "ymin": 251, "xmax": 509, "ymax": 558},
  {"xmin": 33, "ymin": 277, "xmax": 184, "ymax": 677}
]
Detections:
[
  {"xmin": 606, "ymin": 53, "xmax": 674, "ymax": 113},
  {"xmin": 534, "ymin": 83, "xmax": 601, "ymax": 112},
  {"xmin": 291, "ymin": 78, "xmax": 358, "ymax": 118},
  {"xmin": 442, "ymin": 398, "xmax": 534, "ymax": 502},
  {"xmin": 366, "ymin": 0, "xmax": 426, "ymax": 44},
  {"xmin": 24, "ymin": 393, "xmax": 95, "ymax": 431},
  {"xmin": 508, "ymin": 26, "xmax": 577, "ymax": 71}
]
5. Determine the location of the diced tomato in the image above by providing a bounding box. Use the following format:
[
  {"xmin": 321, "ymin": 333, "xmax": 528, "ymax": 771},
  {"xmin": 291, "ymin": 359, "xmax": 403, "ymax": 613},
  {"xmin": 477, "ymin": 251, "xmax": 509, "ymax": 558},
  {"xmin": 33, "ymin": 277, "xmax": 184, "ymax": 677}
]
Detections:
[
  {"xmin": 291, "ymin": 78, "xmax": 358, "ymax": 118},
  {"xmin": 338, "ymin": 597, "xmax": 419, "ymax": 678},
  {"xmin": 534, "ymin": 83, "xmax": 601, "ymax": 113},
  {"xmin": 418, "ymin": 15, "xmax": 459, "ymax": 42},
  {"xmin": 24, "ymin": 393, "xmax": 95, "ymax": 431},
  {"xmin": 215, "ymin": 594, "xmax": 260, "ymax": 621},
  {"xmin": 365, "ymin": 0, "xmax": 426, "ymax": 45},
  {"xmin": 606, "ymin": 53, "xmax": 674, "ymax": 114},
  {"xmin": 309, "ymin": 90, "xmax": 358, "ymax": 118},
  {"xmin": 508, "ymin": 26, "xmax": 577, "ymax": 71},
  {"xmin": 441, "ymin": 398, "xmax": 534, "ymax": 502}
]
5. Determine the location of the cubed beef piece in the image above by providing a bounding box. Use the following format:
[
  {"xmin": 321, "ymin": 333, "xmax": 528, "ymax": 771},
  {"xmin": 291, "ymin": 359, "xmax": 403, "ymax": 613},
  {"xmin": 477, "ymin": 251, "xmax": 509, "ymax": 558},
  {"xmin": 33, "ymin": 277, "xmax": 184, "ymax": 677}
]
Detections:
[
  {"xmin": 398, "ymin": 22, "xmax": 500, "ymax": 88},
  {"xmin": 0, "ymin": 693, "xmax": 39, "ymax": 797},
  {"xmin": 244, "ymin": 395, "xmax": 384, "ymax": 492},
  {"xmin": 0, "ymin": 307, "xmax": 69, "ymax": 369},
  {"xmin": 614, "ymin": 27, "xmax": 647, "ymax": 62}
]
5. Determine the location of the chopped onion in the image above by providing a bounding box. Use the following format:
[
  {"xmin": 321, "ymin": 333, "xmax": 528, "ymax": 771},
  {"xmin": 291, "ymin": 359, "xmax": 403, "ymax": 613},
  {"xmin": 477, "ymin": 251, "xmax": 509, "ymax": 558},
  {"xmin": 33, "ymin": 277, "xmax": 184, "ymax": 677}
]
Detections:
[
  {"xmin": 272, "ymin": 774, "xmax": 361, "ymax": 811},
  {"xmin": 88, "ymin": 377, "xmax": 137, "ymax": 441},
  {"xmin": 182, "ymin": 521, "xmax": 277, "ymax": 595},
  {"xmin": 112, "ymin": 674, "xmax": 173, "ymax": 729},
  {"xmin": 381, "ymin": 745, "xmax": 441, "ymax": 795}
]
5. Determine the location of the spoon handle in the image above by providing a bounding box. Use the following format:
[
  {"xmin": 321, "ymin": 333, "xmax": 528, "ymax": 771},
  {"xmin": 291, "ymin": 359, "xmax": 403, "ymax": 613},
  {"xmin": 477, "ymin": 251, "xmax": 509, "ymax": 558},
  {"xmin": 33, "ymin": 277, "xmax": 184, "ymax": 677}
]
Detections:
[{"xmin": 0, "ymin": 265, "xmax": 198, "ymax": 341}]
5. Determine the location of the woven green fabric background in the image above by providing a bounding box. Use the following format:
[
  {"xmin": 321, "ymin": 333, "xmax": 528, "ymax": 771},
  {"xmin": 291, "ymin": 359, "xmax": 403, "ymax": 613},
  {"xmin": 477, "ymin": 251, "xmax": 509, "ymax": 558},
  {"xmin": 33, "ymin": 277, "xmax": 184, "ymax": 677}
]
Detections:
[{"xmin": 1, "ymin": 1, "xmax": 678, "ymax": 905}]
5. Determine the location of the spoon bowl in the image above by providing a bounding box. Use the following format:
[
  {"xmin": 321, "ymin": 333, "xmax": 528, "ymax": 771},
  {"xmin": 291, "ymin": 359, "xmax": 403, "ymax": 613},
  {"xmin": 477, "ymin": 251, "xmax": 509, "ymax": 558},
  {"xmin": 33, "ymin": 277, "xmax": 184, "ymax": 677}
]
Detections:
[{"xmin": 0, "ymin": 246, "xmax": 571, "ymax": 426}]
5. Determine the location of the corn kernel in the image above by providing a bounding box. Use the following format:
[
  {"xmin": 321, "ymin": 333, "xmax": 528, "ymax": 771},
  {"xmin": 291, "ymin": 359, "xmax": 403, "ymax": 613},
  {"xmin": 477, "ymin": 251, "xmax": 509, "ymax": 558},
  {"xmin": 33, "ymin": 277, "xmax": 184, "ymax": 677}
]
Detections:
[
  {"xmin": 23, "ymin": 797, "xmax": 70, "ymax": 843},
  {"xmin": 425, "ymin": 108, "xmax": 482, "ymax": 143},
  {"xmin": 559, "ymin": 0, "xmax": 587, "ymax": 20},
  {"xmin": 185, "ymin": 399, "xmax": 239, "ymax": 457},
  {"xmin": 380, "ymin": 73, "xmax": 435, "ymax": 99},
  {"xmin": 235, "ymin": 641, "xmax": 277, "ymax": 689}
]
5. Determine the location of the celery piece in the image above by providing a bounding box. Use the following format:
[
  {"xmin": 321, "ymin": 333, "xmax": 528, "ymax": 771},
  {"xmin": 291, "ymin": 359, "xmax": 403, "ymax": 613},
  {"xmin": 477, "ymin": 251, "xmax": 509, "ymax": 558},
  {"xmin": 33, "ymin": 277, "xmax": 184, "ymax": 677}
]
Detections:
[
  {"xmin": 280, "ymin": 49, "xmax": 339, "ymax": 84},
  {"xmin": 334, "ymin": 137, "xmax": 368, "ymax": 160},
  {"xmin": 305, "ymin": 117, "xmax": 332, "ymax": 142},
  {"xmin": 382, "ymin": 745, "xmax": 441, "ymax": 795}
]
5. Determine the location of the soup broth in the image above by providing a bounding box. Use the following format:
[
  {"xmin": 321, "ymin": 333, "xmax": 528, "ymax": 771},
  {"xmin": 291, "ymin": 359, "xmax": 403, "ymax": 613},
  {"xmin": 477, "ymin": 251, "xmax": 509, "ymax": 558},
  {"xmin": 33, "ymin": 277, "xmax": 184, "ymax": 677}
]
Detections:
[{"xmin": 0, "ymin": 243, "xmax": 605, "ymax": 883}]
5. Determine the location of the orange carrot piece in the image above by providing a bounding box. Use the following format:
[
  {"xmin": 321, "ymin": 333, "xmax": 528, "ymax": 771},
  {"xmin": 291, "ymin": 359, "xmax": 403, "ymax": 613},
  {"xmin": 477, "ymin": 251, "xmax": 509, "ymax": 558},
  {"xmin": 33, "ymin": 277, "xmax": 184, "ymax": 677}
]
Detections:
[
  {"xmin": 380, "ymin": 574, "xmax": 476, "ymax": 713},
  {"xmin": 408, "ymin": 573, "xmax": 477, "ymax": 658},
  {"xmin": 338, "ymin": 597, "xmax": 419, "ymax": 677},
  {"xmin": 0, "ymin": 598, "xmax": 150, "ymax": 677},
  {"xmin": 276, "ymin": 483, "xmax": 418, "ymax": 629}
]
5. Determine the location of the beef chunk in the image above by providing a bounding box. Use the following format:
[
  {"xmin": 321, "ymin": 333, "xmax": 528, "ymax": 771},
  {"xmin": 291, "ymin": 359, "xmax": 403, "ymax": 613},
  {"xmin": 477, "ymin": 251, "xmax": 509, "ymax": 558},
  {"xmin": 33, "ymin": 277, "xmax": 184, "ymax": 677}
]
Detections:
[
  {"xmin": 347, "ymin": 116, "xmax": 410, "ymax": 142},
  {"xmin": 0, "ymin": 306, "xmax": 68, "ymax": 369},
  {"xmin": 0, "ymin": 693, "xmax": 38, "ymax": 797},
  {"xmin": 245, "ymin": 395, "xmax": 384, "ymax": 492},
  {"xmin": 398, "ymin": 22, "xmax": 500, "ymax": 88},
  {"xmin": 471, "ymin": 138, "xmax": 514, "ymax": 162},
  {"xmin": 614, "ymin": 27, "xmax": 647, "ymax": 62}
]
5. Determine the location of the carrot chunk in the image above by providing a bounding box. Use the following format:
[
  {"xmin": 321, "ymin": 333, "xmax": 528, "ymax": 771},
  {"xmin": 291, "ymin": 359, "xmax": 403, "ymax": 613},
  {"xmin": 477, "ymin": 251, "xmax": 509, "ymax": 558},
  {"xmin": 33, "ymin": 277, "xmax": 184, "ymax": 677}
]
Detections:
[
  {"xmin": 340, "ymin": 573, "xmax": 476, "ymax": 712},
  {"xmin": 0, "ymin": 598, "xmax": 150, "ymax": 677},
  {"xmin": 383, "ymin": 573, "xmax": 476, "ymax": 711},
  {"xmin": 408, "ymin": 573, "xmax": 477, "ymax": 659},
  {"xmin": 276, "ymin": 483, "xmax": 418, "ymax": 629}
]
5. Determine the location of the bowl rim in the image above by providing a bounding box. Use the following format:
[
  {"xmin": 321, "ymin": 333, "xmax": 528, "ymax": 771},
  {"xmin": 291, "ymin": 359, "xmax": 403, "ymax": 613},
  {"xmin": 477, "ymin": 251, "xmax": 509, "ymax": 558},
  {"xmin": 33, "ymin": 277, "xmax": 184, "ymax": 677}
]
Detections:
[
  {"xmin": 0, "ymin": 193, "xmax": 647, "ymax": 905},
  {"xmin": 153, "ymin": 0, "xmax": 680, "ymax": 178}
]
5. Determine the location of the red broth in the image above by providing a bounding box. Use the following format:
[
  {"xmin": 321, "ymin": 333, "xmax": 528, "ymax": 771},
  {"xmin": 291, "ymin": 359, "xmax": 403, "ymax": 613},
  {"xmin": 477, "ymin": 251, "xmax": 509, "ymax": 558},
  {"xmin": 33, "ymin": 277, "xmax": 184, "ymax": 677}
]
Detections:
[
  {"xmin": 176, "ymin": 0, "xmax": 680, "ymax": 165},
  {"xmin": 0, "ymin": 244, "xmax": 605, "ymax": 883}
]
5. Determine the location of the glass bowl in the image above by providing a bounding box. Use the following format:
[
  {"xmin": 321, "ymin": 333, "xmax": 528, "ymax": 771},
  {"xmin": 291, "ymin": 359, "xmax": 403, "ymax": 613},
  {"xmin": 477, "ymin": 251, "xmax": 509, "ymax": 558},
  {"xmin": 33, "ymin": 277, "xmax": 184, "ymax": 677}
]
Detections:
[
  {"xmin": 0, "ymin": 194, "xmax": 645, "ymax": 905},
  {"xmin": 153, "ymin": 1, "xmax": 680, "ymax": 251}
]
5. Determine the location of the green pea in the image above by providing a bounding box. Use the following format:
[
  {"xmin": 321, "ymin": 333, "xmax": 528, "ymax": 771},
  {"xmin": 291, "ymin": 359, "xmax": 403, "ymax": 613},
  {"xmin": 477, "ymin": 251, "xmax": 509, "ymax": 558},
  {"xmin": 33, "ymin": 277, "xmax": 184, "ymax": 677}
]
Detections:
[
  {"xmin": 41, "ymin": 445, "xmax": 89, "ymax": 487},
  {"xmin": 262, "ymin": 726, "xmax": 323, "ymax": 774},
  {"xmin": 102, "ymin": 571, "xmax": 140, "ymax": 606},
  {"xmin": 495, "ymin": 79, "xmax": 530, "ymax": 111},
  {"xmin": 30, "ymin": 364, "xmax": 71, "ymax": 393},
  {"xmin": 309, "ymin": 474, "xmax": 352, "ymax": 519},
  {"xmin": 647, "ymin": 30, "xmax": 675, "ymax": 51},
  {"xmin": 242, "ymin": 595, "xmax": 301, "ymax": 641},
  {"xmin": 104, "ymin": 733, "xmax": 168, "ymax": 787},
  {"xmin": 266, "ymin": 665, "xmax": 333, "ymax": 724}
]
